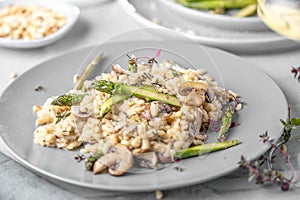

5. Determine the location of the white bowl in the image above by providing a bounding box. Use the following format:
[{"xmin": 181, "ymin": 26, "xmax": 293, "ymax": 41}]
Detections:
[
  {"xmin": 158, "ymin": 0, "xmax": 268, "ymax": 31},
  {"xmin": 0, "ymin": 0, "xmax": 80, "ymax": 48}
]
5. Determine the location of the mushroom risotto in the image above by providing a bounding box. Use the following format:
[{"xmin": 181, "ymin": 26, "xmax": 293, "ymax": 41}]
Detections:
[{"xmin": 33, "ymin": 52, "xmax": 241, "ymax": 175}]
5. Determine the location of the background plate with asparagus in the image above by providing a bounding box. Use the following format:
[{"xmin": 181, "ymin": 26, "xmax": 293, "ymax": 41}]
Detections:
[
  {"xmin": 157, "ymin": 0, "xmax": 268, "ymax": 31},
  {"xmin": 175, "ymin": 0, "xmax": 258, "ymax": 17}
]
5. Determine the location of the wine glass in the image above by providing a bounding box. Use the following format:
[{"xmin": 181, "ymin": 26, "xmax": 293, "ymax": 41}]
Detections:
[{"xmin": 257, "ymin": 0, "xmax": 300, "ymax": 41}]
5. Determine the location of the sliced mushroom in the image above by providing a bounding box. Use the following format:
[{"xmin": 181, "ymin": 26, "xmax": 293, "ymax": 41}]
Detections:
[
  {"xmin": 189, "ymin": 108, "xmax": 204, "ymax": 138},
  {"xmin": 112, "ymin": 64, "xmax": 126, "ymax": 75},
  {"xmin": 157, "ymin": 153, "xmax": 172, "ymax": 164},
  {"xmin": 93, "ymin": 158, "xmax": 109, "ymax": 174},
  {"xmin": 158, "ymin": 102, "xmax": 172, "ymax": 113},
  {"xmin": 193, "ymin": 108, "xmax": 203, "ymax": 132},
  {"xmin": 184, "ymin": 90, "xmax": 205, "ymax": 107},
  {"xmin": 71, "ymin": 106, "xmax": 91, "ymax": 119},
  {"xmin": 93, "ymin": 144, "xmax": 133, "ymax": 176},
  {"xmin": 134, "ymin": 151, "xmax": 158, "ymax": 169},
  {"xmin": 178, "ymin": 81, "xmax": 208, "ymax": 96},
  {"xmin": 205, "ymin": 87, "xmax": 216, "ymax": 103}
]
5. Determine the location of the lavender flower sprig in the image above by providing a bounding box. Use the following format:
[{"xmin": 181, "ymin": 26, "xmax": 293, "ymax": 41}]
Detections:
[
  {"xmin": 241, "ymin": 69, "xmax": 300, "ymax": 191},
  {"xmin": 239, "ymin": 132, "xmax": 294, "ymax": 191},
  {"xmin": 239, "ymin": 103, "xmax": 300, "ymax": 192}
]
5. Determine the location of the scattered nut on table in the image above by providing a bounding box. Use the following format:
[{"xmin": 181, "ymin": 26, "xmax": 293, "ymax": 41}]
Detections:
[
  {"xmin": 0, "ymin": 5, "xmax": 66, "ymax": 40},
  {"xmin": 9, "ymin": 72, "xmax": 17, "ymax": 78},
  {"xmin": 155, "ymin": 190, "xmax": 163, "ymax": 200}
]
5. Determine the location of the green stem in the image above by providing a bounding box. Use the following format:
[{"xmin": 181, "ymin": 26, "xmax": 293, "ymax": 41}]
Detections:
[
  {"xmin": 175, "ymin": 140, "xmax": 241, "ymax": 159},
  {"xmin": 99, "ymin": 94, "xmax": 131, "ymax": 118},
  {"xmin": 119, "ymin": 84, "xmax": 181, "ymax": 107},
  {"xmin": 217, "ymin": 105, "xmax": 234, "ymax": 141},
  {"xmin": 74, "ymin": 53, "xmax": 103, "ymax": 91},
  {"xmin": 51, "ymin": 94, "xmax": 86, "ymax": 106},
  {"xmin": 235, "ymin": 3, "xmax": 257, "ymax": 17},
  {"xmin": 94, "ymin": 80, "xmax": 181, "ymax": 108}
]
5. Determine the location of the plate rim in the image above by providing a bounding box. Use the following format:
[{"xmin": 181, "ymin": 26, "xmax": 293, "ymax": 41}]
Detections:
[
  {"xmin": 158, "ymin": 0, "xmax": 268, "ymax": 31},
  {"xmin": 118, "ymin": 0, "xmax": 299, "ymax": 52},
  {"xmin": 0, "ymin": 43, "xmax": 288, "ymax": 192}
]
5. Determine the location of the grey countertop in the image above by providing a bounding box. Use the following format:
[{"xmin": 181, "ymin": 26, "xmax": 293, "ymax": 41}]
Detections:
[{"xmin": 1, "ymin": 0, "xmax": 300, "ymax": 199}]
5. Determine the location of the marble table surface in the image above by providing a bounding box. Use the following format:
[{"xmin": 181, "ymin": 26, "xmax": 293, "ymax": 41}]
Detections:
[{"xmin": 1, "ymin": 0, "xmax": 300, "ymax": 199}]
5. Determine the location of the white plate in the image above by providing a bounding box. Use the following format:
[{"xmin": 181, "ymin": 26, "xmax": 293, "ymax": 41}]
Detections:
[
  {"xmin": 158, "ymin": 0, "xmax": 267, "ymax": 31},
  {"xmin": 119, "ymin": 0, "xmax": 299, "ymax": 53},
  {"xmin": 0, "ymin": 0, "xmax": 80, "ymax": 48},
  {"xmin": 0, "ymin": 29, "xmax": 288, "ymax": 191}
]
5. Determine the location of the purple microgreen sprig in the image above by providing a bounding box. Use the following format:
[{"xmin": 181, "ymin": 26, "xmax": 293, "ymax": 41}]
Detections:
[
  {"xmin": 280, "ymin": 105, "xmax": 300, "ymax": 142},
  {"xmin": 291, "ymin": 66, "xmax": 300, "ymax": 81},
  {"xmin": 239, "ymin": 131, "xmax": 294, "ymax": 191},
  {"xmin": 209, "ymin": 119, "xmax": 221, "ymax": 132},
  {"xmin": 240, "ymin": 103, "xmax": 300, "ymax": 191},
  {"xmin": 127, "ymin": 49, "xmax": 161, "ymax": 73},
  {"xmin": 74, "ymin": 154, "xmax": 85, "ymax": 163},
  {"xmin": 230, "ymin": 121, "xmax": 239, "ymax": 128}
]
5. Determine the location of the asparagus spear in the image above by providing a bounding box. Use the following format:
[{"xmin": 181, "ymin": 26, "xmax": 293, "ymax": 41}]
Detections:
[
  {"xmin": 51, "ymin": 94, "xmax": 86, "ymax": 106},
  {"xmin": 120, "ymin": 84, "xmax": 181, "ymax": 107},
  {"xmin": 93, "ymin": 80, "xmax": 116, "ymax": 94},
  {"xmin": 235, "ymin": 3, "xmax": 257, "ymax": 17},
  {"xmin": 217, "ymin": 105, "xmax": 235, "ymax": 141},
  {"xmin": 85, "ymin": 150, "xmax": 103, "ymax": 171},
  {"xmin": 94, "ymin": 80, "xmax": 156, "ymax": 93},
  {"xmin": 74, "ymin": 53, "xmax": 103, "ymax": 90},
  {"xmin": 177, "ymin": 0, "xmax": 257, "ymax": 10},
  {"xmin": 94, "ymin": 80, "xmax": 181, "ymax": 107},
  {"xmin": 51, "ymin": 54, "xmax": 103, "ymax": 106},
  {"xmin": 174, "ymin": 139, "xmax": 241, "ymax": 159},
  {"xmin": 99, "ymin": 94, "xmax": 131, "ymax": 118}
]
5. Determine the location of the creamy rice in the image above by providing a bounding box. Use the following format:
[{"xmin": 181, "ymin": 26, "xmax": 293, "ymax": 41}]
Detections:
[{"xmin": 33, "ymin": 59, "xmax": 236, "ymax": 159}]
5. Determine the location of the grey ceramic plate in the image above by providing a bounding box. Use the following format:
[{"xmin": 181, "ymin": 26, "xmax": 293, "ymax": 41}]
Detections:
[
  {"xmin": 119, "ymin": 0, "xmax": 299, "ymax": 53},
  {"xmin": 0, "ymin": 40, "xmax": 287, "ymax": 192}
]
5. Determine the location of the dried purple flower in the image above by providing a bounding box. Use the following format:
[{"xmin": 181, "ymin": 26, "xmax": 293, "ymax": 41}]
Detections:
[
  {"xmin": 281, "ymin": 181, "xmax": 290, "ymax": 191},
  {"xmin": 173, "ymin": 166, "xmax": 184, "ymax": 172},
  {"xmin": 209, "ymin": 119, "xmax": 220, "ymax": 132},
  {"xmin": 74, "ymin": 154, "xmax": 85, "ymax": 162},
  {"xmin": 291, "ymin": 66, "xmax": 300, "ymax": 81},
  {"xmin": 230, "ymin": 121, "xmax": 239, "ymax": 128}
]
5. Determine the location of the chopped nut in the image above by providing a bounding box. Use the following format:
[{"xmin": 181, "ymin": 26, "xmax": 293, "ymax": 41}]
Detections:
[
  {"xmin": 73, "ymin": 74, "xmax": 80, "ymax": 84},
  {"xmin": 235, "ymin": 103, "xmax": 243, "ymax": 111},
  {"xmin": 0, "ymin": 5, "xmax": 66, "ymax": 40},
  {"xmin": 141, "ymin": 139, "xmax": 150, "ymax": 150},
  {"xmin": 155, "ymin": 190, "xmax": 163, "ymax": 200},
  {"xmin": 9, "ymin": 72, "xmax": 17, "ymax": 78},
  {"xmin": 151, "ymin": 18, "xmax": 160, "ymax": 24},
  {"xmin": 32, "ymin": 105, "xmax": 42, "ymax": 112}
]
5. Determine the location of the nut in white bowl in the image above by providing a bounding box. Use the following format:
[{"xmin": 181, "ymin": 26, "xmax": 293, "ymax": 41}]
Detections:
[{"xmin": 0, "ymin": 0, "xmax": 80, "ymax": 48}]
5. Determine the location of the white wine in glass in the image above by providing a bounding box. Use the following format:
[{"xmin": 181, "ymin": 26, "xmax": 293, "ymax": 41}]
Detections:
[{"xmin": 257, "ymin": 0, "xmax": 300, "ymax": 40}]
